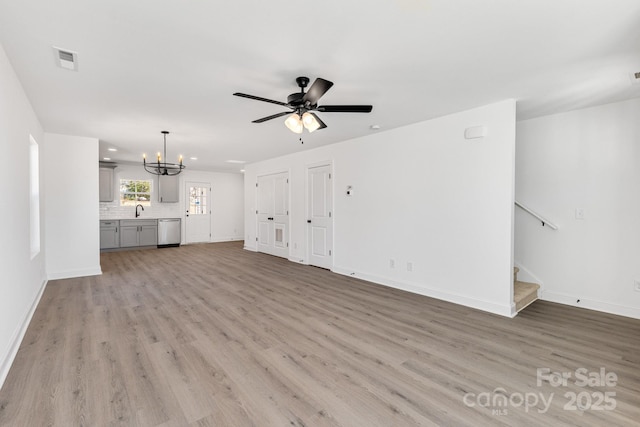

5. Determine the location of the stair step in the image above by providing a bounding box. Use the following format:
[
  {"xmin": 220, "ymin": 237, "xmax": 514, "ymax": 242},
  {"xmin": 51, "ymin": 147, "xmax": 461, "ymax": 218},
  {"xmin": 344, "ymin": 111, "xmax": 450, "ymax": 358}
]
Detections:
[{"xmin": 514, "ymin": 280, "xmax": 540, "ymax": 312}]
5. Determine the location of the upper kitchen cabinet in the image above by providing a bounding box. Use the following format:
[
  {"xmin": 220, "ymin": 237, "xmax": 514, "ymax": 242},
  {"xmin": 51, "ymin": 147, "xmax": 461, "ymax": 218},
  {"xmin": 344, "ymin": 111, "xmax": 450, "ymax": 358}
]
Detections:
[
  {"xmin": 99, "ymin": 163, "xmax": 117, "ymax": 202},
  {"xmin": 158, "ymin": 175, "xmax": 179, "ymax": 203}
]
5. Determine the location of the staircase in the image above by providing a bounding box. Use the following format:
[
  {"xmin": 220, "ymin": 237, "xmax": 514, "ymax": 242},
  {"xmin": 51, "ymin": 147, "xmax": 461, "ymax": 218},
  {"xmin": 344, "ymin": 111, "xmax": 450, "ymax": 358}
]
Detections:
[{"xmin": 513, "ymin": 267, "xmax": 540, "ymax": 312}]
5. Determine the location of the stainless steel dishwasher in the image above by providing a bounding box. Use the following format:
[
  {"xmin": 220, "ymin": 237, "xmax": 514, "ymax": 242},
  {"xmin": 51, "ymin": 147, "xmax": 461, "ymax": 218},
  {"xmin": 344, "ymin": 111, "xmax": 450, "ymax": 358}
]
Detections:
[{"xmin": 157, "ymin": 218, "xmax": 181, "ymax": 248}]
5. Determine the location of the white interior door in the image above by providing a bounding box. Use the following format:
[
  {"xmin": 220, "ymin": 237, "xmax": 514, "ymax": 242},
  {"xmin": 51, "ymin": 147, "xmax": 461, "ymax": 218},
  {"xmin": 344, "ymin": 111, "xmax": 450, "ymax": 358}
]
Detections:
[
  {"xmin": 256, "ymin": 172, "xmax": 289, "ymax": 258},
  {"xmin": 185, "ymin": 181, "xmax": 211, "ymax": 244},
  {"xmin": 307, "ymin": 164, "xmax": 333, "ymax": 269}
]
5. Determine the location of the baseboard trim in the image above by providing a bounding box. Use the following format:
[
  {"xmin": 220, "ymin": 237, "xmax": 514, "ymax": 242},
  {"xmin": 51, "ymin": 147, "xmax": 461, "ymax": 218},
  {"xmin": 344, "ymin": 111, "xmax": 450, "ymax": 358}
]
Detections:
[
  {"xmin": 510, "ymin": 302, "xmax": 518, "ymax": 317},
  {"xmin": 211, "ymin": 237, "xmax": 244, "ymax": 243},
  {"xmin": 0, "ymin": 279, "xmax": 48, "ymax": 390},
  {"xmin": 47, "ymin": 267, "xmax": 102, "ymax": 280},
  {"xmin": 541, "ymin": 291, "xmax": 640, "ymax": 320},
  {"xmin": 513, "ymin": 261, "xmax": 544, "ymax": 289},
  {"xmin": 243, "ymin": 245, "xmax": 257, "ymax": 252},
  {"xmin": 331, "ymin": 266, "xmax": 514, "ymax": 318}
]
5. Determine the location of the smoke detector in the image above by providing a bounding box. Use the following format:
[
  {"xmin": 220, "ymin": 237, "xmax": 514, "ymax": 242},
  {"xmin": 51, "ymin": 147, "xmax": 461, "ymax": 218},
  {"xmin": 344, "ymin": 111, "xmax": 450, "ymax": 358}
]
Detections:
[{"xmin": 53, "ymin": 46, "xmax": 78, "ymax": 71}]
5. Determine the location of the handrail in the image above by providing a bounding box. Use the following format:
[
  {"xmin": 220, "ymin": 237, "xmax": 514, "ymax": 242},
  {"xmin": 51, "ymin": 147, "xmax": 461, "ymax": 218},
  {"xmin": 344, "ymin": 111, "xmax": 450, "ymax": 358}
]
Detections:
[{"xmin": 515, "ymin": 201, "xmax": 558, "ymax": 230}]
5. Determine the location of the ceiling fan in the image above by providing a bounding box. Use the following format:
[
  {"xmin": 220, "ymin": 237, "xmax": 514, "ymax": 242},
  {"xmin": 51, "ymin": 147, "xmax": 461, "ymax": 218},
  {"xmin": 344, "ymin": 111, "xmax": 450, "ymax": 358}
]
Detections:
[{"xmin": 233, "ymin": 76, "xmax": 373, "ymax": 134}]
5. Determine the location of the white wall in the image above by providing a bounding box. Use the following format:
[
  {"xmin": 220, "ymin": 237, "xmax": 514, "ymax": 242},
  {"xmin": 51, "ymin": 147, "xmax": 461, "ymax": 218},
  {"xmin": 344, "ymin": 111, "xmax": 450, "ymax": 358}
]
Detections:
[
  {"xmin": 245, "ymin": 100, "xmax": 517, "ymax": 316},
  {"xmin": 516, "ymin": 98, "xmax": 640, "ymax": 319},
  {"xmin": 44, "ymin": 133, "xmax": 101, "ymax": 279},
  {"xmin": 183, "ymin": 169, "xmax": 244, "ymax": 242},
  {"xmin": 100, "ymin": 164, "xmax": 244, "ymax": 243},
  {"xmin": 0, "ymin": 43, "xmax": 47, "ymax": 387}
]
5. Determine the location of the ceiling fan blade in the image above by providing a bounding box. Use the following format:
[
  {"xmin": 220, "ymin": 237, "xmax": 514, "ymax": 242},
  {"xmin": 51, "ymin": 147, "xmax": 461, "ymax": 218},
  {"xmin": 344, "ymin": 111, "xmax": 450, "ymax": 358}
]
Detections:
[
  {"xmin": 316, "ymin": 105, "xmax": 373, "ymax": 113},
  {"xmin": 302, "ymin": 78, "xmax": 333, "ymax": 105},
  {"xmin": 252, "ymin": 111, "xmax": 292, "ymax": 123},
  {"xmin": 233, "ymin": 92, "xmax": 287, "ymax": 106},
  {"xmin": 310, "ymin": 112, "xmax": 327, "ymax": 130}
]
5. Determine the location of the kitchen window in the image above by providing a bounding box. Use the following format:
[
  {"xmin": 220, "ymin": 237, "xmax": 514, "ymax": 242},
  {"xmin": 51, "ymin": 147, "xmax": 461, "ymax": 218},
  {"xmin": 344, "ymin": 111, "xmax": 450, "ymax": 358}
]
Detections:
[{"xmin": 120, "ymin": 179, "xmax": 152, "ymax": 206}]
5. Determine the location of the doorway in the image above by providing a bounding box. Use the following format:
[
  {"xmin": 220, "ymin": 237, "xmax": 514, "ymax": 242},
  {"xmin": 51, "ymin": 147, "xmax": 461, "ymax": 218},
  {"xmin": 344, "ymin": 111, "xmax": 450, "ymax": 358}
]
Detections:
[
  {"xmin": 185, "ymin": 181, "xmax": 211, "ymax": 244},
  {"xmin": 256, "ymin": 171, "xmax": 289, "ymax": 258}
]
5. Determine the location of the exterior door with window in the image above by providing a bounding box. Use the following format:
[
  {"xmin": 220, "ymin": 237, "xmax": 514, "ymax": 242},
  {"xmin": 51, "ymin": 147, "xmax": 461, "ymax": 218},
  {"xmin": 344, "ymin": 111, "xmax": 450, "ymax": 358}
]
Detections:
[
  {"xmin": 256, "ymin": 172, "xmax": 289, "ymax": 258},
  {"xmin": 307, "ymin": 164, "xmax": 333, "ymax": 269},
  {"xmin": 185, "ymin": 182, "xmax": 211, "ymax": 244}
]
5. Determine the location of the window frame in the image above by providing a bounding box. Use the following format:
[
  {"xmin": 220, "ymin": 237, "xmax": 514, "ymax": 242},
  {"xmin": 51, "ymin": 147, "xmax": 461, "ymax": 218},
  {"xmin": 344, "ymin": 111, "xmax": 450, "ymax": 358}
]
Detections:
[
  {"xmin": 119, "ymin": 178, "xmax": 153, "ymax": 207},
  {"xmin": 188, "ymin": 185, "xmax": 208, "ymax": 215}
]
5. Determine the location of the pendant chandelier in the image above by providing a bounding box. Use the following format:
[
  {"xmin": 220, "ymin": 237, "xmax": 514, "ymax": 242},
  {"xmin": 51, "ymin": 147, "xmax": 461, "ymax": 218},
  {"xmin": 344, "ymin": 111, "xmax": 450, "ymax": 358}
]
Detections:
[{"xmin": 143, "ymin": 131, "xmax": 185, "ymax": 176}]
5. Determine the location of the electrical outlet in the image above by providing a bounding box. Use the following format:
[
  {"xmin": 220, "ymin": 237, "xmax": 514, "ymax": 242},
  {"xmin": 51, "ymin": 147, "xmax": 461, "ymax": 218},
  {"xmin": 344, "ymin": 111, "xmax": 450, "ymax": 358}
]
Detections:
[
  {"xmin": 407, "ymin": 262, "xmax": 413, "ymax": 272},
  {"xmin": 575, "ymin": 208, "xmax": 585, "ymax": 220},
  {"xmin": 390, "ymin": 259, "xmax": 395, "ymax": 268},
  {"xmin": 634, "ymin": 281, "xmax": 640, "ymax": 292}
]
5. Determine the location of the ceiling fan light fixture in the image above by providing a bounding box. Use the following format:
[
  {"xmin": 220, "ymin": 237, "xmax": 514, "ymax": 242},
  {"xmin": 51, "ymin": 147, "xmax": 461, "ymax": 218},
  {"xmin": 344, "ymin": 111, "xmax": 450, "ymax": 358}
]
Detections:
[
  {"xmin": 234, "ymin": 76, "xmax": 373, "ymax": 134},
  {"xmin": 285, "ymin": 113, "xmax": 303, "ymax": 134},
  {"xmin": 302, "ymin": 112, "xmax": 321, "ymax": 133}
]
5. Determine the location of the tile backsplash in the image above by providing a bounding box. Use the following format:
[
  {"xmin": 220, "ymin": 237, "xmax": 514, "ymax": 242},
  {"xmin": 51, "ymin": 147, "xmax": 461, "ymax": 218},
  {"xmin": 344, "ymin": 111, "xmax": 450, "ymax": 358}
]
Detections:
[{"xmin": 99, "ymin": 200, "xmax": 182, "ymax": 220}]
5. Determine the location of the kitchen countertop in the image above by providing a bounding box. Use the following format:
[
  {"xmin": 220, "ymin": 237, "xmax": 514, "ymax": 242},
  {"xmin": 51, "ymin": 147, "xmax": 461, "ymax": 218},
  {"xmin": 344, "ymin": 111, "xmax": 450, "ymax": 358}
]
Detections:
[{"xmin": 100, "ymin": 218, "xmax": 181, "ymax": 221}]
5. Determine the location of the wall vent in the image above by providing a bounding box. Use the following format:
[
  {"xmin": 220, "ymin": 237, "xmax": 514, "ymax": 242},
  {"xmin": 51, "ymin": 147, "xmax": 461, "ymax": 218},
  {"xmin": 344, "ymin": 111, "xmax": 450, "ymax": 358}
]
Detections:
[{"xmin": 53, "ymin": 46, "xmax": 78, "ymax": 71}]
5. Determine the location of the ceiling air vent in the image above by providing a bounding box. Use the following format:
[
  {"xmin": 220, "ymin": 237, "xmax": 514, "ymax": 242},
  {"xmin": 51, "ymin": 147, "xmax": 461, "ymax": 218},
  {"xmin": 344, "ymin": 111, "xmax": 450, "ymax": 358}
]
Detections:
[{"xmin": 53, "ymin": 46, "xmax": 78, "ymax": 71}]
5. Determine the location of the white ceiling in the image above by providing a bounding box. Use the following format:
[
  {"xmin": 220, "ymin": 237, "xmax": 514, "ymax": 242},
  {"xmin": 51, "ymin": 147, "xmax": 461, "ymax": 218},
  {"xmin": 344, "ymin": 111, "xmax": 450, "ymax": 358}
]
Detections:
[{"xmin": 1, "ymin": 0, "xmax": 639, "ymax": 173}]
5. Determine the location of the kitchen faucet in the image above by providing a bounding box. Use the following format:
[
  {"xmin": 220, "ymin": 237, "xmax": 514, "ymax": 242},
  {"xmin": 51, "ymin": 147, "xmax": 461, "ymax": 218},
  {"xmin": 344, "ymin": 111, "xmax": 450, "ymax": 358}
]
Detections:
[{"xmin": 135, "ymin": 204, "xmax": 144, "ymax": 218}]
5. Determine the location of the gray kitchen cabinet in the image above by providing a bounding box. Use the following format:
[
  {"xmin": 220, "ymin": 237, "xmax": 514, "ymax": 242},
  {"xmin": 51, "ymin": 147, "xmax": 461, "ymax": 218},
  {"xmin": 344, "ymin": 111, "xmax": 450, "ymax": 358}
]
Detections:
[
  {"xmin": 99, "ymin": 164, "xmax": 116, "ymax": 202},
  {"xmin": 100, "ymin": 220, "xmax": 120, "ymax": 249},
  {"xmin": 120, "ymin": 219, "xmax": 157, "ymax": 247},
  {"xmin": 158, "ymin": 175, "xmax": 179, "ymax": 203},
  {"xmin": 139, "ymin": 224, "xmax": 158, "ymax": 246},
  {"xmin": 119, "ymin": 225, "xmax": 139, "ymax": 247}
]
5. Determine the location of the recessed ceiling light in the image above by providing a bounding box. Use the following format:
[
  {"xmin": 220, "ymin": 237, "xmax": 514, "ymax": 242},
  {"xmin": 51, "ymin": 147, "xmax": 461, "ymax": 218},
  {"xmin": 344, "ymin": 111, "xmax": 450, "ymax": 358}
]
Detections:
[
  {"xmin": 240, "ymin": 169, "xmax": 245, "ymax": 173},
  {"xmin": 107, "ymin": 148, "xmax": 117, "ymax": 152},
  {"xmin": 190, "ymin": 157, "xmax": 198, "ymax": 160},
  {"xmin": 103, "ymin": 157, "xmax": 111, "ymax": 161},
  {"xmin": 226, "ymin": 160, "xmax": 246, "ymax": 164},
  {"xmin": 370, "ymin": 124, "xmax": 381, "ymax": 131}
]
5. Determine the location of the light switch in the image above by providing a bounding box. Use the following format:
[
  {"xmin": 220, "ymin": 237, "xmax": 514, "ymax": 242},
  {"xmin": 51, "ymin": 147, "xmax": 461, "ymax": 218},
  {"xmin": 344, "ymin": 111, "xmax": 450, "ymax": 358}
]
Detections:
[{"xmin": 575, "ymin": 208, "xmax": 585, "ymax": 220}]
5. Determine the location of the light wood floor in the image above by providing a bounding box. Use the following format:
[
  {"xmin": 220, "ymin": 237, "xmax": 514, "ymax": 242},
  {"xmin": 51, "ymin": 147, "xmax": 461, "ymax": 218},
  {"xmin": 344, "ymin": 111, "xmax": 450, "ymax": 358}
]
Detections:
[{"xmin": 1, "ymin": 242, "xmax": 639, "ymax": 426}]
